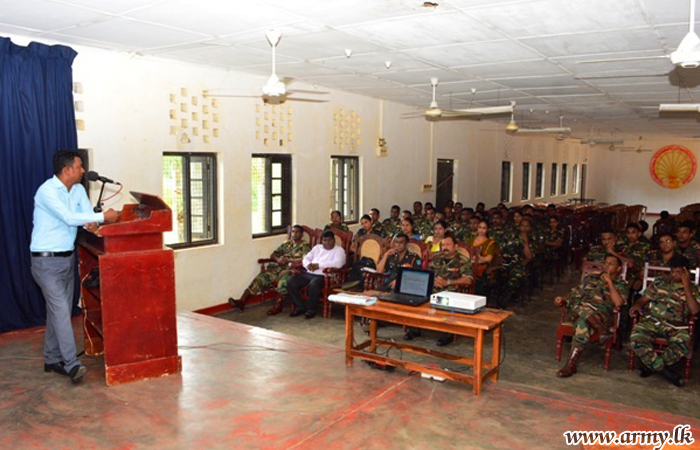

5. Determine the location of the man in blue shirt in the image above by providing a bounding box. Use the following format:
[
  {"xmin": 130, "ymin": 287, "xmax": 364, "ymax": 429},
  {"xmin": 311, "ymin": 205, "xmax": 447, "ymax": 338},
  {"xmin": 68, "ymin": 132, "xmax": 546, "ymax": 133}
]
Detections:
[{"xmin": 30, "ymin": 150, "xmax": 118, "ymax": 383}]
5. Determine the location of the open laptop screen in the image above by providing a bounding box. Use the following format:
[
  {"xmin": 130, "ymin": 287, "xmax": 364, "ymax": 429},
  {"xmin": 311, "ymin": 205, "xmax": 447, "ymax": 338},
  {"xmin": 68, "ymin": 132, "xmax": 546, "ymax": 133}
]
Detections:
[{"xmin": 397, "ymin": 268, "xmax": 432, "ymax": 297}]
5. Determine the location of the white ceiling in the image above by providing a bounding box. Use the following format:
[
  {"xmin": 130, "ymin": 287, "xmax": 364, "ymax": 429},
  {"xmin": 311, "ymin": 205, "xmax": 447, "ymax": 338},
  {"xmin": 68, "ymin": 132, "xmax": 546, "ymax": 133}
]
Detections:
[{"xmin": 2, "ymin": 0, "xmax": 700, "ymax": 138}]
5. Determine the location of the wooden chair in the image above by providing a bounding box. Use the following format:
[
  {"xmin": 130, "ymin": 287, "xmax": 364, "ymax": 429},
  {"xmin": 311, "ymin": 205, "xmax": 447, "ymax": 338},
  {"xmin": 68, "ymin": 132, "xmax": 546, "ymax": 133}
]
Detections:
[
  {"xmin": 628, "ymin": 264, "xmax": 700, "ymax": 381},
  {"xmin": 407, "ymin": 239, "xmax": 429, "ymax": 269},
  {"xmin": 315, "ymin": 227, "xmax": 353, "ymax": 256},
  {"xmin": 555, "ymin": 261, "xmax": 628, "ymax": 370},
  {"xmin": 357, "ymin": 234, "xmax": 386, "ymax": 266}
]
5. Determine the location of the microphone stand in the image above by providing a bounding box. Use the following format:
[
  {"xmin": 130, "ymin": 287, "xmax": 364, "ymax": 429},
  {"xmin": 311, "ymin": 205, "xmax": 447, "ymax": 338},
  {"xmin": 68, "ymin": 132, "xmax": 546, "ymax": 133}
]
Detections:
[{"xmin": 94, "ymin": 181, "xmax": 107, "ymax": 213}]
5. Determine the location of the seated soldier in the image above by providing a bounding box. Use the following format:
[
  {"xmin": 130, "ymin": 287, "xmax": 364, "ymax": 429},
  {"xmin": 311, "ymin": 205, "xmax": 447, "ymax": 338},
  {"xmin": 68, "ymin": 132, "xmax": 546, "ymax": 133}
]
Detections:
[
  {"xmin": 622, "ymin": 222, "xmax": 650, "ymax": 291},
  {"xmin": 555, "ymin": 255, "xmax": 629, "ymax": 378},
  {"xmin": 509, "ymin": 209, "xmax": 523, "ymax": 232},
  {"xmin": 228, "ymin": 224, "xmax": 311, "ymax": 315},
  {"xmin": 638, "ymin": 220, "xmax": 651, "ymax": 243},
  {"xmin": 655, "ymin": 211, "xmax": 677, "ymax": 237},
  {"xmin": 369, "ymin": 208, "xmax": 387, "ymax": 237},
  {"xmin": 457, "ymin": 216, "xmax": 480, "ymax": 242},
  {"xmin": 649, "ymin": 233, "xmax": 677, "ymax": 267},
  {"xmin": 676, "ymin": 220, "xmax": 700, "ymax": 267},
  {"xmin": 489, "ymin": 211, "xmax": 511, "ymax": 250},
  {"xmin": 543, "ymin": 215, "xmax": 564, "ymax": 262},
  {"xmin": 287, "ymin": 230, "xmax": 346, "ymax": 319},
  {"xmin": 413, "ymin": 201, "xmax": 424, "ymax": 219},
  {"xmin": 405, "ymin": 234, "xmax": 473, "ymax": 346},
  {"xmin": 324, "ymin": 210, "xmax": 349, "ymax": 232},
  {"xmin": 382, "ymin": 205, "xmax": 402, "ymax": 236},
  {"xmin": 418, "ymin": 207, "xmax": 436, "ymax": 237},
  {"xmin": 443, "ymin": 205, "xmax": 455, "ymax": 226},
  {"xmin": 401, "ymin": 210, "xmax": 412, "ymax": 221},
  {"xmin": 496, "ymin": 218, "xmax": 535, "ymax": 306},
  {"xmin": 584, "ymin": 230, "xmax": 628, "ymax": 264},
  {"xmin": 375, "ymin": 233, "xmax": 422, "ymax": 288},
  {"xmin": 629, "ymin": 255, "xmax": 700, "ymax": 387},
  {"xmin": 454, "ymin": 202, "xmax": 463, "ymax": 220},
  {"xmin": 475, "ymin": 202, "xmax": 486, "ymax": 214}
]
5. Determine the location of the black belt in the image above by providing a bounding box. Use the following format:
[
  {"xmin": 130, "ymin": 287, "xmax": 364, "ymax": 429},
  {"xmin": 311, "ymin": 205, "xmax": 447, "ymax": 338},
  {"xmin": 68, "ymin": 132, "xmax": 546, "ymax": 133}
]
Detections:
[{"xmin": 31, "ymin": 251, "xmax": 73, "ymax": 257}]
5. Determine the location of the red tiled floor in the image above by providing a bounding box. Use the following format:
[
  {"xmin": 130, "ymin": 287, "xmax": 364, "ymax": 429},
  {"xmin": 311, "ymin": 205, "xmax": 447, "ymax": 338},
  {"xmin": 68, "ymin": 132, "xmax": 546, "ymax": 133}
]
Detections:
[{"xmin": 1, "ymin": 312, "xmax": 698, "ymax": 450}]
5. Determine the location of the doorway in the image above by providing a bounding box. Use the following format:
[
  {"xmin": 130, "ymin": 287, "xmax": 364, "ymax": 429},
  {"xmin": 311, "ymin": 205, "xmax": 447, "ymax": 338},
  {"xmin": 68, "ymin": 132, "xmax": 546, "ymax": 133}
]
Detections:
[
  {"xmin": 436, "ymin": 158, "xmax": 454, "ymax": 212},
  {"xmin": 580, "ymin": 164, "xmax": 587, "ymax": 200}
]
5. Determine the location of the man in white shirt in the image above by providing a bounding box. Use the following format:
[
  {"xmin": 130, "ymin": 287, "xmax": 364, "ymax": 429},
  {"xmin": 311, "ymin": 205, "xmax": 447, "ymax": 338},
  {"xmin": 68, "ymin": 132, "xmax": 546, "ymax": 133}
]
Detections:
[{"xmin": 287, "ymin": 230, "xmax": 346, "ymax": 319}]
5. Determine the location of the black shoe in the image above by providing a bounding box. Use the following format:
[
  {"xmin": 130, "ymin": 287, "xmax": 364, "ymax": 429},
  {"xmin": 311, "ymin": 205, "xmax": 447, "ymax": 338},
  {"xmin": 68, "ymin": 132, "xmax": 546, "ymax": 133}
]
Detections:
[
  {"xmin": 228, "ymin": 297, "xmax": 245, "ymax": 312},
  {"xmin": 660, "ymin": 368, "xmax": 684, "ymax": 387},
  {"xmin": 436, "ymin": 333, "xmax": 453, "ymax": 347},
  {"xmin": 68, "ymin": 365, "xmax": 87, "ymax": 384},
  {"xmin": 404, "ymin": 329, "xmax": 421, "ymax": 341},
  {"xmin": 304, "ymin": 311, "xmax": 317, "ymax": 319},
  {"xmin": 44, "ymin": 362, "xmax": 67, "ymax": 376},
  {"xmin": 289, "ymin": 309, "xmax": 306, "ymax": 317},
  {"xmin": 638, "ymin": 364, "xmax": 654, "ymax": 378}
]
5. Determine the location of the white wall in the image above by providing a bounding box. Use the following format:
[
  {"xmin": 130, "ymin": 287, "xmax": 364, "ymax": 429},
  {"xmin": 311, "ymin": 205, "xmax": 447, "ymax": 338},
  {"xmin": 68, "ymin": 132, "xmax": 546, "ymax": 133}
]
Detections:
[
  {"xmin": 587, "ymin": 138, "xmax": 700, "ymax": 214},
  {"xmin": 8, "ymin": 33, "xmax": 586, "ymax": 311}
]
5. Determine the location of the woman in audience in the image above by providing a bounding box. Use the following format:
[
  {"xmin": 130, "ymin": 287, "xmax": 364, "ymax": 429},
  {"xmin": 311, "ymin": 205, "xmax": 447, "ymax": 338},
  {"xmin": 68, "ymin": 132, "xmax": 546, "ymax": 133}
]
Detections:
[
  {"xmin": 425, "ymin": 220, "xmax": 447, "ymax": 257},
  {"xmin": 511, "ymin": 209, "xmax": 523, "ymax": 231},
  {"xmin": 324, "ymin": 210, "xmax": 349, "ymax": 232},
  {"xmin": 466, "ymin": 220, "xmax": 498, "ymax": 273},
  {"xmin": 398, "ymin": 217, "xmax": 422, "ymax": 240}
]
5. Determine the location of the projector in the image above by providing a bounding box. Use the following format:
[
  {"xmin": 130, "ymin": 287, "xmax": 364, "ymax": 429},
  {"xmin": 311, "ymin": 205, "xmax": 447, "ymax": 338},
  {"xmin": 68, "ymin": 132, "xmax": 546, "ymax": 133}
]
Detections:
[{"xmin": 430, "ymin": 291, "xmax": 486, "ymax": 314}]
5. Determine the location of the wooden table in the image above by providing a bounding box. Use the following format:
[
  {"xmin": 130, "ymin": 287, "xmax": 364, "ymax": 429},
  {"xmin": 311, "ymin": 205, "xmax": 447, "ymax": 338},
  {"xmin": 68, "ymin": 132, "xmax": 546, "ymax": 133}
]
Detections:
[{"xmin": 344, "ymin": 300, "xmax": 513, "ymax": 395}]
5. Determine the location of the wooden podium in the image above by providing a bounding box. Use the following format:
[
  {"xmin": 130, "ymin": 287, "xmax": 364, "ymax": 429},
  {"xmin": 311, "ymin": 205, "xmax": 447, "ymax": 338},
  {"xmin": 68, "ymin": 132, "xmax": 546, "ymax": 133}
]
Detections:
[{"xmin": 78, "ymin": 191, "xmax": 182, "ymax": 386}]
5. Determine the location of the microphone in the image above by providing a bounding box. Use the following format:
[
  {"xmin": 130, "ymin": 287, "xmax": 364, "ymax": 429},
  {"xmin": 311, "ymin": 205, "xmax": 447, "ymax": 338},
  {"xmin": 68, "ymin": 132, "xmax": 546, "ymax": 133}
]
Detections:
[{"xmin": 87, "ymin": 171, "xmax": 120, "ymax": 185}]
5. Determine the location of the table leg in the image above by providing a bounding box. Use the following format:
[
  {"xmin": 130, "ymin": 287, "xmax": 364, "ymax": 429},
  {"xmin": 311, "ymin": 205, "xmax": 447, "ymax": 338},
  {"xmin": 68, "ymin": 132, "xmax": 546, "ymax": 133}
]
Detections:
[
  {"xmin": 491, "ymin": 325, "xmax": 501, "ymax": 382},
  {"xmin": 369, "ymin": 319, "xmax": 378, "ymax": 353},
  {"xmin": 473, "ymin": 329, "xmax": 484, "ymax": 396},
  {"xmin": 345, "ymin": 305, "xmax": 354, "ymax": 366}
]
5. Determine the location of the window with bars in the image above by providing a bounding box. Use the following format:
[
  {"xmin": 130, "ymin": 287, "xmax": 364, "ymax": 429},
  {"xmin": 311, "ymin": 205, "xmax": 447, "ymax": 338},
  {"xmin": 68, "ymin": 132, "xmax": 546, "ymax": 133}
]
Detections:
[
  {"xmin": 561, "ymin": 163, "xmax": 568, "ymax": 195},
  {"xmin": 535, "ymin": 162, "xmax": 544, "ymax": 198},
  {"xmin": 500, "ymin": 161, "xmax": 512, "ymax": 203},
  {"xmin": 550, "ymin": 163, "xmax": 558, "ymax": 196},
  {"xmin": 331, "ymin": 156, "xmax": 359, "ymax": 223},
  {"xmin": 163, "ymin": 152, "xmax": 217, "ymax": 248},
  {"xmin": 252, "ymin": 154, "xmax": 292, "ymax": 237},
  {"xmin": 572, "ymin": 164, "xmax": 579, "ymax": 194},
  {"xmin": 521, "ymin": 162, "xmax": 530, "ymax": 201}
]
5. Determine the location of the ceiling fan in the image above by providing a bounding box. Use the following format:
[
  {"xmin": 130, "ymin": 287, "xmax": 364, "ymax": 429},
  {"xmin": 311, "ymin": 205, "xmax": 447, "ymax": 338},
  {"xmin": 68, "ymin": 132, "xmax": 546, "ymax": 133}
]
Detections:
[
  {"xmin": 577, "ymin": 0, "xmax": 700, "ymax": 68},
  {"xmin": 618, "ymin": 137, "xmax": 654, "ymax": 153},
  {"xmin": 513, "ymin": 115, "xmax": 571, "ymax": 139},
  {"xmin": 404, "ymin": 78, "xmax": 515, "ymax": 120},
  {"xmin": 205, "ymin": 30, "xmax": 328, "ymax": 104}
]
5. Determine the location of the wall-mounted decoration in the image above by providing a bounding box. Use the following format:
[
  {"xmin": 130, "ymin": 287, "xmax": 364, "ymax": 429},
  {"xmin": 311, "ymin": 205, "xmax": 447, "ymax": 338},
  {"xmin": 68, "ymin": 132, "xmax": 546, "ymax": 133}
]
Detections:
[
  {"xmin": 169, "ymin": 88, "xmax": 220, "ymax": 146},
  {"xmin": 256, "ymin": 103, "xmax": 291, "ymax": 147},
  {"xmin": 334, "ymin": 108, "xmax": 361, "ymax": 152},
  {"xmin": 74, "ymin": 82, "xmax": 85, "ymax": 132},
  {"xmin": 650, "ymin": 145, "xmax": 697, "ymax": 189}
]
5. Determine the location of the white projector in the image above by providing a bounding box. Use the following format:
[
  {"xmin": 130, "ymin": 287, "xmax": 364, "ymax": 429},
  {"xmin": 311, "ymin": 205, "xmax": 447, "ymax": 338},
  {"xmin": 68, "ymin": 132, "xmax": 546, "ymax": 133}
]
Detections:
[{"xmin": 430, "ymin": 291, "xmax": 486, "ymax": 314}]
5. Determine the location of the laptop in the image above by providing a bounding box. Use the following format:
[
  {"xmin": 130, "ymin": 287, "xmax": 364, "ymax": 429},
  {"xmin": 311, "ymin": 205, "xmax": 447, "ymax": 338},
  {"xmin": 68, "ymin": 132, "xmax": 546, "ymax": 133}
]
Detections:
[{"xmin": 376, "ymin": 267, "xmax": 435, "ymax": 306}]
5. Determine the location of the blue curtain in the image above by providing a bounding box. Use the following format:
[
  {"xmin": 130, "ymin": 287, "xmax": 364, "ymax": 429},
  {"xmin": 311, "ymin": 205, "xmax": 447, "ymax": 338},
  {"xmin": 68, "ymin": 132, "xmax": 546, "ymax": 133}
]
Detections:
[{"xmin": 0, "ymin": 37, "xmax": 78, "ymax": 333}]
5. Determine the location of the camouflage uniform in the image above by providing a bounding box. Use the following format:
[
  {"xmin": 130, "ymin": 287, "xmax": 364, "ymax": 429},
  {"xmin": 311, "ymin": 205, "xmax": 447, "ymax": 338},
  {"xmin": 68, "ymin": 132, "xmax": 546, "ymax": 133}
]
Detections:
[
  {"xmin": 585, "ymin": 244, "xmax": 624, "ymax": 263},
  {"xmin": 623, "ymin": 241, "xmax": 650, "ymax": 270},
  {"xmin": 324, "ymin": 222, "xmax": 349, "ymax": 232},
  {"xmin": 489, "ymin": 226, "xmax": 512, "ymax": 251},
  {"xmin": 382, "ymin": 218, "xmax": 402, "ymax": 237},
  {"xmin": 498, "ymin": 234, "xmax": 530, "ymax": 300},
  {"xmin": 429, "ymin": 252, "xmax": 473, "ymax": 293},
  {"xmin": 385, "ymin": 251, "xmax": 422, "ymax": 282},
  {"xmin": 631, "ymin": 275, "xmax": 700, "ymax": 371},
  {"xmin": 417, "ymin": 219, "xmax": 435, "ymax": 238},
  {"xmin": 677, "ymin": 241, "xmax": 700, "ymax": 268},
  {"xmin": 356, "ymin": 225, "xmax": 386, "ymax": 239},
  {"xmin": 371, "ymin": 222, "xmax": 388, "ymax": 238},
  {"xmin": 544, "ymin": 228, "xmax": 564, "ymax": 261},
  {"xmin": 246, "ymin": 240, "xmax": 311, "ymax": 296},
  {"xmin": 566, "ymin": 274, "xmax": 629, "ymax": 350}
]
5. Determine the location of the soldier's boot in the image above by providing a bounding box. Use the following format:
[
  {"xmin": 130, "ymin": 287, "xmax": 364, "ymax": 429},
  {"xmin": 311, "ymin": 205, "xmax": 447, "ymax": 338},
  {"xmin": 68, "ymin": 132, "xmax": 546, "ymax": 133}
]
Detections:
[
  {"xmin": 266, "ymin": 296, "xmax": 285, "ymax": 316},
  {"xmin": 228, "ymin": 290, "xmax": 252, "ymax": 312},
  {"xmin": 660, "ymin": 367, "xmax": 684, "ymax": 387},
  {"xmin": 585, "ymin": 315, "xmax": 611, "ymax": 339},
  {"xmin": 556, "ymin": 348, "xmax": 582, "ymax": 378}
]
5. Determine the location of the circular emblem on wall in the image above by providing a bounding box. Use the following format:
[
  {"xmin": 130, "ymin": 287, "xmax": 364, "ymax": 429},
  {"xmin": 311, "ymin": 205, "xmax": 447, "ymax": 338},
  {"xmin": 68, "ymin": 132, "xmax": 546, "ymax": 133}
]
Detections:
[{"xmin": 650, "ymin": 145, "xmax": 697, "ymax": 189}]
